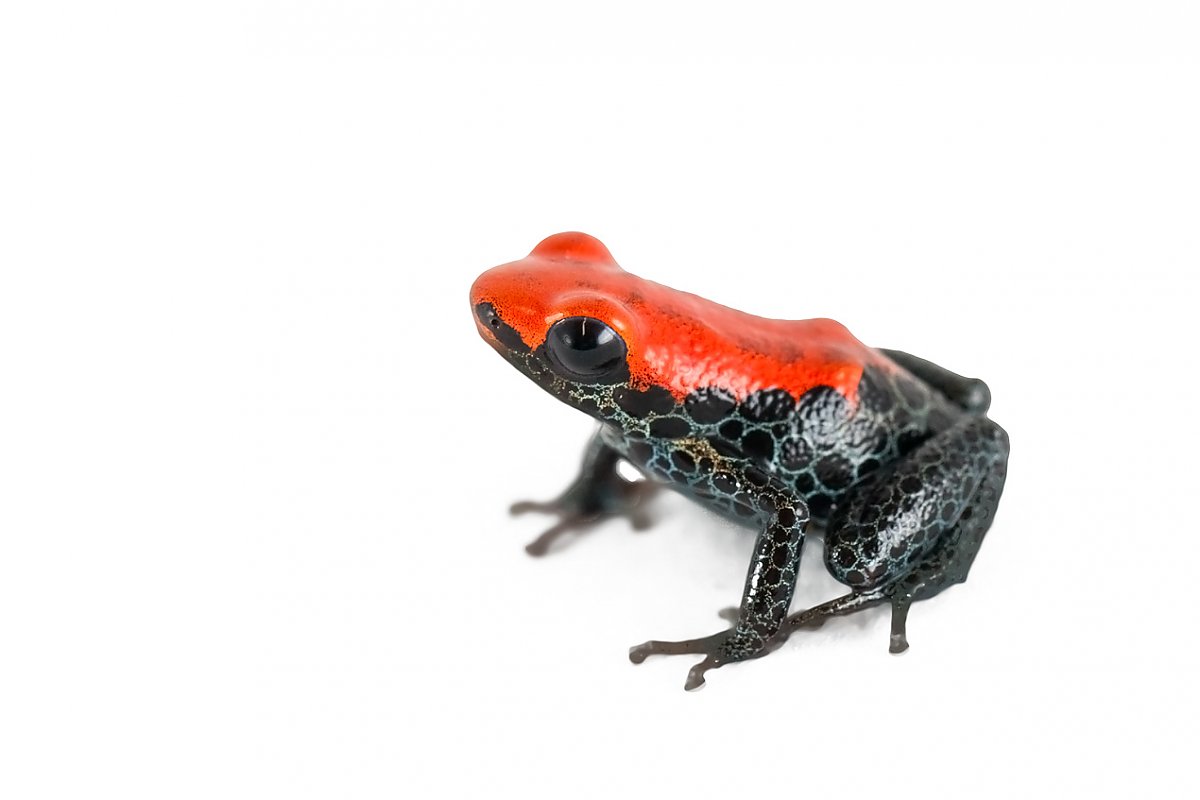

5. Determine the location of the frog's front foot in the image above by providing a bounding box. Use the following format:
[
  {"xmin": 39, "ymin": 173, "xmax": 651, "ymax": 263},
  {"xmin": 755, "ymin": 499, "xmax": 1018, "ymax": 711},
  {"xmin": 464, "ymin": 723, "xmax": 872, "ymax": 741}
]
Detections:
[
  {"xmin": 510, "ymin": 478, "xmax": 658, "ymax": 556},
  {"xmin": 631, "ymin": 626, "xmax": 783, "ymax": 691},
  {"xmin": 629, "ymin": 630, "xmax": 732, "ymax": 691}
]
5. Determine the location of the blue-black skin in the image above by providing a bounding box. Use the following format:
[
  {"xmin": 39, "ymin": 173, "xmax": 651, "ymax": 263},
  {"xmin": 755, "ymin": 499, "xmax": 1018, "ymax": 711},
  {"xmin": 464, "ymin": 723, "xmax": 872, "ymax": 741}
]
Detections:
[{"xmin": 475, "ymin": 304, "xmax": 1009, "ymax": 690}]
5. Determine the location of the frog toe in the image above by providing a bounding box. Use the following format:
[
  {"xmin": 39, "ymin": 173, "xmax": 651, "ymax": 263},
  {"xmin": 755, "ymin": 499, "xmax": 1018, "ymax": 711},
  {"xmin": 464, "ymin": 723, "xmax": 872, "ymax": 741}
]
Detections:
[
  {"xmin": 683, "ymin": 654, "xmax": 724, "ymax": 691},
  {"xmin": 628, "ymin": 630, "xmax": 729, "ymax": 664},
  {"xmin": 629, "ymin": 629, "xmax": 750, "ymax": 689},
  {"xmin": 510, "ymin": 479, "xmax": 660, "ymax": 555},
  {"xmin": 628, "ymin": 506, "xmax": 656, "ymax": 531},
  {"xmin": 887, "ymin": 596, "xmax": 913, "ymax": 653},
  {"xmin": 509, "ymin": 499, "xmax": 555, "ymax": 516},
  {"xmin": 521, "ymin": 514, "xmax": 602, "ymax": 557}
]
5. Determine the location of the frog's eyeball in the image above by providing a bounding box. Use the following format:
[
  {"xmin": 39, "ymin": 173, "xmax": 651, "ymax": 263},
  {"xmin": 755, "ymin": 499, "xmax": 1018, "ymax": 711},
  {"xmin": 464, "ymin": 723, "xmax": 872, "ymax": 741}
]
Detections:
[
  {"xmin": 529, "ymin": 232, "xmax": 617, "ymax": 266},
  {"xmin": 545, "ymin": 316, "xmax": 628, "ymax": 382}
]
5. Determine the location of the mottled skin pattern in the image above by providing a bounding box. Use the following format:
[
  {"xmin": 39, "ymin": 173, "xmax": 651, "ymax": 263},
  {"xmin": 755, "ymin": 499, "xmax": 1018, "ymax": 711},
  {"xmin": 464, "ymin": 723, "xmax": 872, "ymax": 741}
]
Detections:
[{"xmin": 471, "ymin": 234, "xmax": 1010, "ymax": 690}]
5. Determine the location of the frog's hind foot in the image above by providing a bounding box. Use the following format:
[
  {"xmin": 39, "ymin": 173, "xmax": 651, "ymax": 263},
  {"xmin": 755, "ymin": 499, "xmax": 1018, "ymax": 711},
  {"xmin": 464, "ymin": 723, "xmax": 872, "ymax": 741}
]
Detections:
[
  {"xmin": 777, "ymin": 591, "xmax": 914, "ymax": 653},
  {"xmin": 770, "ymin": 591, "xmax": 887, "ymax": 651},
  {"xmin": 888, "ymin": 597, "xmax": 913, "ymax": 654},
  {"xmin": 819, "ymin": 415, "xmax": 1010, "ymax": 653},
  {"xmin": 783, "ymin": 590, "xmax": 888, "ymax": 633}
]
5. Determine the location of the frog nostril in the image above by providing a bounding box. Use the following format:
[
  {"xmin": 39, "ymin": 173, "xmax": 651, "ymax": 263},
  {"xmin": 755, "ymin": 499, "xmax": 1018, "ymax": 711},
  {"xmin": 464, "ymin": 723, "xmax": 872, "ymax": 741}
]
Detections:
[{"xmin": 475, "ymin": 301, "xmax": 531, "ymax": 354}]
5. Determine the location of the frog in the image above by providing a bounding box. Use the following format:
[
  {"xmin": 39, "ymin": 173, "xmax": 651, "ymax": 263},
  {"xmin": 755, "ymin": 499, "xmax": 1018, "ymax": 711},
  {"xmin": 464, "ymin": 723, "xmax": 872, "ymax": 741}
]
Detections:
[{"xmin": 469, "ymin": 232, "xmax": 1009, "ymax": 690}]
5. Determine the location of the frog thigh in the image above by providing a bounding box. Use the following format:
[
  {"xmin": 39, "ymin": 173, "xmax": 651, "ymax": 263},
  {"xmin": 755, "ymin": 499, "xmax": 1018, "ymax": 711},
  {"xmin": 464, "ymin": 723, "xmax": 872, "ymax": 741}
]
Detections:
[
  {"xmin": 878, "ymin": 348, "xmax": 992, "ymax": 415},
  {"xmin": 821, "ymin": 415, "xmax": 1009, "ymax": 650}
]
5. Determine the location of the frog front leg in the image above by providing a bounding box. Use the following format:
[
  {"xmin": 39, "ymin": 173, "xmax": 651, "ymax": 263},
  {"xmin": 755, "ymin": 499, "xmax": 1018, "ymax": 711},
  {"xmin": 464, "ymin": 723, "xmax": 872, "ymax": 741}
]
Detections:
[
  {"xmin": 629, "ymin": 456, "xmax": 809, "ymax": 690},
  {"xmin": 510, "ymin": 428, "xmax": 659, "ymax": 556}
]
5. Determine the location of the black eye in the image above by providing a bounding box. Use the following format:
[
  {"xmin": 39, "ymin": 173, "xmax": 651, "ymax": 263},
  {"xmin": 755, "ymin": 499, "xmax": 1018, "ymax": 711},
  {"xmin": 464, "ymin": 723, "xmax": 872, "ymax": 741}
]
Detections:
[{"xmin": 545, "ymin": 316, "xmax": 627, "ymax": 381}]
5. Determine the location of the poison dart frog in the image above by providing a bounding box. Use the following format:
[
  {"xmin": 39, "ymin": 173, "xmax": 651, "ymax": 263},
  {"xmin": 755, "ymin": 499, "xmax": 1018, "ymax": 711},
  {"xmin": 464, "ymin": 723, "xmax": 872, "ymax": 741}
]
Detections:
[{"xmin": 470, "ymin": 232, "xmax": 1009, "ymax": 690}]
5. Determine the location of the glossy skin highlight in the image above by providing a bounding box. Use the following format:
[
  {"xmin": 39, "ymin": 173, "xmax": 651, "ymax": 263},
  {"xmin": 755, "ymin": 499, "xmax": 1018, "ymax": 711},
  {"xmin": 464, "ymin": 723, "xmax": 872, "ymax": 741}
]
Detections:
[{"xmin": 471, "ymin": 233, "xmax": 1010, "ymax": 690}]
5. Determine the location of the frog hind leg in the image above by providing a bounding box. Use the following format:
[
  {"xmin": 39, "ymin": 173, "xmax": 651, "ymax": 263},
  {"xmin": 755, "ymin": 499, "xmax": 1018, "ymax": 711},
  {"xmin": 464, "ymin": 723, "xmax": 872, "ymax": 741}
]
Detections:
[
  {"xmin": 510, "ymin": 428, "xmax": 659, "ymax": 556},
  {"xmin": 878, "ymin": 348, "xmax": 992, "ymax": 415},
  {"xmin": 790, "ymin": 415, "xmax": 1009, "ymax": 652}
]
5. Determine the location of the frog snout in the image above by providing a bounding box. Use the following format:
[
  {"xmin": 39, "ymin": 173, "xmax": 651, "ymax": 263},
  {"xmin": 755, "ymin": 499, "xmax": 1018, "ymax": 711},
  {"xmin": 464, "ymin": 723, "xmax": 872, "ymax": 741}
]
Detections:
[
  {"xmin": 473, "ymin": 301, "xmax": 530, "ymax": 354},
  {"xmin": 473, "ymin": 302, "xmax": 504, "ymax": 347}
]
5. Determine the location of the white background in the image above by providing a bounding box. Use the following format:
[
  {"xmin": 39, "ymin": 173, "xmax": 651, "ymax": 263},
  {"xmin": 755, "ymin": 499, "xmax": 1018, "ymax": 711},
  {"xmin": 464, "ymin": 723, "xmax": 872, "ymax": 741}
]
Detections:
[{"xmin": 2, "ymin": 2, "xmax": 1198, "ymax": 798}]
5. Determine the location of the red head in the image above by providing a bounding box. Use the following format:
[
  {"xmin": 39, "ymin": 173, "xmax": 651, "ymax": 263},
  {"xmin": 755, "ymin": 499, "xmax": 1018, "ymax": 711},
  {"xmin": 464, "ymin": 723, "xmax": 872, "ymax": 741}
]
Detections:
[{"xmin": 470, "ymin": 233, "xmax": 882, "ymax": 403}]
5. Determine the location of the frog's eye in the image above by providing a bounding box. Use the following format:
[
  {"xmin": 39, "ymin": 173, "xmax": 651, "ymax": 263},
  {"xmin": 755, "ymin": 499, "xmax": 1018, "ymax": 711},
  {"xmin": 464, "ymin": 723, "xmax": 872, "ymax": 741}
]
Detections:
[{"xmin": 545, "ymin": 316, "xmax": 627, "ymax": 382}]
